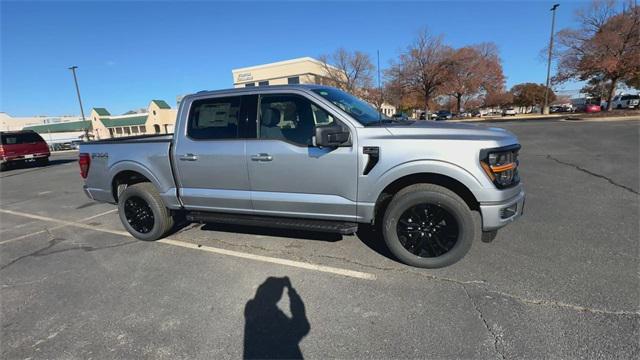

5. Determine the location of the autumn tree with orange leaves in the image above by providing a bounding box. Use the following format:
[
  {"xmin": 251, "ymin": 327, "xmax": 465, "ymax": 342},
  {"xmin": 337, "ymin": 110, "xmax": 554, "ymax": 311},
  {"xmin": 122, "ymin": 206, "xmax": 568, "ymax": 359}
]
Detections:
[
  {"xmin": 444, "ymin": 43, "xmax": 506, "ymax": 113},
  {"xmin": 388, "ymin": 29, "xmax": 455, "ymax": 116},
  {"xmin": 554, "ymin": 0, "xmax": 640, "ymax": 110}
]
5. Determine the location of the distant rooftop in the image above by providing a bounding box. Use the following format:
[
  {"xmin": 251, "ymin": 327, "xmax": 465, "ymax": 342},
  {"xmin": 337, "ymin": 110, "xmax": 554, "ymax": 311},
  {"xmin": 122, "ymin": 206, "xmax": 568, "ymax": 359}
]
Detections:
[
  {"xmin": 100, "ymin": 115, "xmax": 147, "ymax": 128},
  {"xmin": 232, "ymin": 57, "xmax": 326, "ymax": 73},
  {"xmin": 151, "ymin": 100, "xmax": 171, "ymax": 109},
  {"xmin": 23, "ymin": 120, "xmax": 92, "ymax": 133},
  {"xmin": 92, "ymin": 108, "xmax": 111, "ymax": 116}
]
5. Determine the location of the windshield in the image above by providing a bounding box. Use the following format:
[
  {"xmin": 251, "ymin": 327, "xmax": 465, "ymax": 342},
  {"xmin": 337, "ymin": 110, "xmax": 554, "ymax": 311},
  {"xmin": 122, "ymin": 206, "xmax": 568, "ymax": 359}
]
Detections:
[{"xmin": 311, "ymin": 88, "xmax": 392, "ymax": 126}]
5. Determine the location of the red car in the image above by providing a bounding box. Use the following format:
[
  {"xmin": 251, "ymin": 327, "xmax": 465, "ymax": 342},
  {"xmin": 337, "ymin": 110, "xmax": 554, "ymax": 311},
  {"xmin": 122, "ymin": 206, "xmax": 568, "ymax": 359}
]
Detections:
[
  {"xmin": 584, "ymin": 104, "xmax": 601, "ymax": 113},
  {"xmin": 0, "ymin": 130, "xmax": 50, "ymax": 171}
]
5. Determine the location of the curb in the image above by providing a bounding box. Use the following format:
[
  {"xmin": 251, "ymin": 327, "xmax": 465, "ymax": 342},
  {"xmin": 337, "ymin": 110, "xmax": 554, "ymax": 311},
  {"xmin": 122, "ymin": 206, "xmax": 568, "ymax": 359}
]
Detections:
[{"xmin": 450, "ymin": 115, "xmax": 639, "ymax": 123}]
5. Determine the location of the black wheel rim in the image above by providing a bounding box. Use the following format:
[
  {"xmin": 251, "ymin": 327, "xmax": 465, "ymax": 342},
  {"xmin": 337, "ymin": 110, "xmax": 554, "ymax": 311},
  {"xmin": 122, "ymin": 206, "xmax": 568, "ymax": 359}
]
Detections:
[
  {"xmin": 396, "ymin": 203, "xmax": 459, "ymax": 258},
  {"xmin": 124, "ymin": 196, "xmax": 155, "ymax": 234}
]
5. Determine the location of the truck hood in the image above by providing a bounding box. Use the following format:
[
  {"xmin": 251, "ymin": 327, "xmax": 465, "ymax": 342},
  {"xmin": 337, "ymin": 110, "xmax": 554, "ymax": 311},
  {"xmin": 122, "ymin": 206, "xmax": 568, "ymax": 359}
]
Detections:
[{"xmin": 382, "ymin": 121, "xmax": 518, "ymax": 143}]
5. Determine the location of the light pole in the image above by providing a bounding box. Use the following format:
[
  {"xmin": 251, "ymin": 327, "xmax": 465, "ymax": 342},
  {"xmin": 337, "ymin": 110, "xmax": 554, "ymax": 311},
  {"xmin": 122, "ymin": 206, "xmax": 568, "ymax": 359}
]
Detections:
[
  {"xmin": 543, "ymin": 4, "xmax": 560, "ymax": 115},
  {"xmin": 68, "ymin": 66, "xmax": 90, "ymax": 140}
]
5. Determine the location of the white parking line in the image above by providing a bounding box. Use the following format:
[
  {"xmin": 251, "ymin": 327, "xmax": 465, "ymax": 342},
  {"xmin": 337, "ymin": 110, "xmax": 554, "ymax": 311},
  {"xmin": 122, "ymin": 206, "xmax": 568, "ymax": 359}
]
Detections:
[
  {"xmin": 0, "ymin": 209, "xmax": 376, "ymax": 280},
  {"xmin": 0, "ymin": 208, "xmax": 118, "ymax": 245}
]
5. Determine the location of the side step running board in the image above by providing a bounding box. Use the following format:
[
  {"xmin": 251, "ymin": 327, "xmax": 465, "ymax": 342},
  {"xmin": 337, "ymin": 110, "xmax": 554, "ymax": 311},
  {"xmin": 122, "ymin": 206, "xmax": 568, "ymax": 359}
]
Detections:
[{"xmin": 186, "ymin": 211, "xmax": 359, "ymax": 235}]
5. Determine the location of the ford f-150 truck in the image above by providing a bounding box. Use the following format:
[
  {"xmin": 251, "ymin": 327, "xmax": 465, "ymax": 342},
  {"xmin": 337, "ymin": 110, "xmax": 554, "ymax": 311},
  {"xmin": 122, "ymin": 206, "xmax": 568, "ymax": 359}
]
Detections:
[{"xmin": 80, "ymin": 85, "xmax": 525, "ymax": 268}]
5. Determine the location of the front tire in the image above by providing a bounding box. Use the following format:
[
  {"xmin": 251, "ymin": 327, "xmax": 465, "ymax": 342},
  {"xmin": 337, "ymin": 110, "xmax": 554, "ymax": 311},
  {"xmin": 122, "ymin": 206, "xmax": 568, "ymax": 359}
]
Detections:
[
  {"xmin": 382, "ymin": 184, "xmax": 475, "ymax": 268},
  {"xmin": 118, "ymin": 182, "xmax": 174, "ymax": 241}
]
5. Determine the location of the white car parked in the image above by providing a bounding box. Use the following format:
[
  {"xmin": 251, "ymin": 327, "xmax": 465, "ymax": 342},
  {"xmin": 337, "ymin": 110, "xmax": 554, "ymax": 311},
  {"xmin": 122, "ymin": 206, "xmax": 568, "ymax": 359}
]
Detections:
[
  {"xmin": 611, "ymin": 94, "xmax": 640, "ymax": 109},
  {"xmin": 502, "ymin": 108, "xmax": 517, "ymax": 116}
]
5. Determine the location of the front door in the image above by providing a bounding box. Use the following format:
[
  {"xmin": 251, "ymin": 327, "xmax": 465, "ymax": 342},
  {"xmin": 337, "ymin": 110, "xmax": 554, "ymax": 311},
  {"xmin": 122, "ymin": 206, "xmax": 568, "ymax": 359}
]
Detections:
[
  {"xmin": 173, "ymin": 95, "xmax": 254, "ymax": 213},
  {"xmin": 246, "ymin": 93, "xmax": 358, "ymax": 221}
]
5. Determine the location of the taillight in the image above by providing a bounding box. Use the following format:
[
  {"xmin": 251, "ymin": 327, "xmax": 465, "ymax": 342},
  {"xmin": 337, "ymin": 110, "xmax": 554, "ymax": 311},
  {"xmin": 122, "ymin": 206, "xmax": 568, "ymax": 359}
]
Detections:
[{"xmin": 79, "ymin": 153, "xmax": 91, "ymax": 179}]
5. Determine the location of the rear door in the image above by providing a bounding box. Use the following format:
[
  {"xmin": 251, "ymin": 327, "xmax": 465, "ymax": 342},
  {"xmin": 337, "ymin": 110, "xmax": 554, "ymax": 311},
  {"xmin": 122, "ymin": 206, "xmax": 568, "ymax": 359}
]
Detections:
[
  {"xmin": 245, "ymin": 92, "xmax": 358, "ymax": 221},
  {"xmin": 172, "ymin": 95, "xmax": 256, "ymax": 213}
]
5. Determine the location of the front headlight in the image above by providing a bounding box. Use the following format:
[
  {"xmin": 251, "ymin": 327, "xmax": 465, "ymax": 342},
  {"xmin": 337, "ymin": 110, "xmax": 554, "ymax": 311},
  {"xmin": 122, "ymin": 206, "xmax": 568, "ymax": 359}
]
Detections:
[{"xmin": 480, "ymin": 144, "xmax": 521, "ymax": 188}]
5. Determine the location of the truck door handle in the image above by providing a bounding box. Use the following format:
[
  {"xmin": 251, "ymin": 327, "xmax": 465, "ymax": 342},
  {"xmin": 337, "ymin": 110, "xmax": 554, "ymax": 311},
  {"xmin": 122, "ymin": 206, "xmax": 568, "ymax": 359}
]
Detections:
[
  {"xmin": 251, "ymin": 153, "xmax": 273, "ymax": 162},
  {"xmin": 179, "ymin": 153, "xmax": 198, "ymax": 161}
]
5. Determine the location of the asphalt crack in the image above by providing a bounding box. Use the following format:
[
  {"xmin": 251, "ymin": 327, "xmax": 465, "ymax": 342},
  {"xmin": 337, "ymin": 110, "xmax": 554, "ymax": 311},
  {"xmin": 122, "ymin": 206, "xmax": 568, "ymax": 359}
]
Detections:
[
  {"xmin": 481, "ymin": 288, "xmax": 640, "ymax": 317},
  {"xmin": 0, "ymin": 235, "xmax": 136, "ymax": 272},
  {"xmin": 462, "ymin": 284, "xmax": 506, "ymax": 360},
  {"xmin": 305, "ymin": 253, "xmax": 640, "ymax": 317},
  {"xmin": 546, "ymin": 155, "xmax": 639, "ymax": 194}
]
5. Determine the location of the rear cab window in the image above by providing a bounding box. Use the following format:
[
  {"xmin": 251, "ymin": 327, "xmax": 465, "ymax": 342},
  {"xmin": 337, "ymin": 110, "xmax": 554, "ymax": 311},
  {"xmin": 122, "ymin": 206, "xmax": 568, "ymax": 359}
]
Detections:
[
  {"xmin": 187, "ymin": 95, "xmax": 258, "ymax": 140},
  {"xmin": 1, "ymin": 132, "xmax": 45, "ymax": 145}
]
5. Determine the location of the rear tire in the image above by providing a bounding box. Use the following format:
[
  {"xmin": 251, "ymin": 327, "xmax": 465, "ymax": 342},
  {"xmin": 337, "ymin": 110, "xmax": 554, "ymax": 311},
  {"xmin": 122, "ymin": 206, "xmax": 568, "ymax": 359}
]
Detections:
[
  {"xmin": 118, "ymin": 182, "xmax": 174, "ymax": 241},
  {"xmin": 36, "ymin": 157, "xmax": 49, "ymax": 166},
  {"xmin": 382, "ymin": 184, "xmax": 475, "ymax": 268}
]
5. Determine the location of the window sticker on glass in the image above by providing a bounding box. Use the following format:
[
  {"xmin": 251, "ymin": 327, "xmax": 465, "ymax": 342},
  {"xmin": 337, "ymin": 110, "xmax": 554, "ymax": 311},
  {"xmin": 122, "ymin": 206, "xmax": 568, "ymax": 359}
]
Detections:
[{"xmin": 199, "ymin": 103, "xmax": 232, "ymax": 128}]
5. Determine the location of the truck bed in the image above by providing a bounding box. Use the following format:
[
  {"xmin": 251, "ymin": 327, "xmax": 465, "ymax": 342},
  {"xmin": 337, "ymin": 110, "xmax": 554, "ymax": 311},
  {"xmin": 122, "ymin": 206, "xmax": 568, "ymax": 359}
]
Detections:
[{"xmin": 80, "ymin": 135, "xmax": 179, "ymax": 208}]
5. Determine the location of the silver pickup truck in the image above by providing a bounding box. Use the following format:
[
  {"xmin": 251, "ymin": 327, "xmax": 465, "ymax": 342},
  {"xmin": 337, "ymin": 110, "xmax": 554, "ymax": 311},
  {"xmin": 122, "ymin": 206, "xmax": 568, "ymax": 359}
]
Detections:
[{"xmin": 80, "ymin": 85, "xmax": 524, "ymax": 268}]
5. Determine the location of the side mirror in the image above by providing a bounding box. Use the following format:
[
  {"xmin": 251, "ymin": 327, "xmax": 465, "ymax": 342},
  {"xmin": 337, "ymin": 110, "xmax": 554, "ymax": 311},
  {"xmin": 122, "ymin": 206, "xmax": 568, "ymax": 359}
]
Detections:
[{"xmin": 314, "ymin": 125, "xmax": 350, "ymax": 147}]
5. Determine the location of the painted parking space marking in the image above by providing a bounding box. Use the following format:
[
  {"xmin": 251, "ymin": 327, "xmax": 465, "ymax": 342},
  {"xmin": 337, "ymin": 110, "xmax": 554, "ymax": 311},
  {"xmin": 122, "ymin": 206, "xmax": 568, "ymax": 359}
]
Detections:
[
  {"xmin": 0, "ymin": 209, "xmax": 376, "ymax": 280},
  {"xmin": 0, "ymin": 208, "xmax": 118, "ymax": 245}
]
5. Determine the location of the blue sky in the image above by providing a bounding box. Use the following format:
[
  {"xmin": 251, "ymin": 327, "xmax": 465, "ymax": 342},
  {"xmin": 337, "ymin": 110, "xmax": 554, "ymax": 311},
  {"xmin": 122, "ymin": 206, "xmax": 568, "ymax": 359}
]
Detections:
[{"xmin": 2, "ymin": 0, "xmax": 590, "ymax": 116}]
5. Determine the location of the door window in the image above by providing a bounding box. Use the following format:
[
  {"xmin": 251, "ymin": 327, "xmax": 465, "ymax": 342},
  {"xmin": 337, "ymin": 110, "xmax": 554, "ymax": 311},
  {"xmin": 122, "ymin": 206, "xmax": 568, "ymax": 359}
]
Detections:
[
  {"xmin": 258, "ymin": 95, "xmax": 335, "ymax": 146},
  {"xmin": 188, "ymin": 96, "xmax": 241, "ymax": 140}
]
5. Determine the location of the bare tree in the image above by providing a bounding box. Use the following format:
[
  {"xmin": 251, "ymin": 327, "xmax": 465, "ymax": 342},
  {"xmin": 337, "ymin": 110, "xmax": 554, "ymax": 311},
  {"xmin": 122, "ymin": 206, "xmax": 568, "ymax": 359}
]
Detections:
[
  {"xmin": 390, "ymin": 29, "xmax": 454, "ymax": 116},
  {"xmin": 554, "ymin": 0, "xmax": 640, "ymax": 110},
  {"xmin": 319, "ymin": 48, "xmax": 374, "ymax": 95}
]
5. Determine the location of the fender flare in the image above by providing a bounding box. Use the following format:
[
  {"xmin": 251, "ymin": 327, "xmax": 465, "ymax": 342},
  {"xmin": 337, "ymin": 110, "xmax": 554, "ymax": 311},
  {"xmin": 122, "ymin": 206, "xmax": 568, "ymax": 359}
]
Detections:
[
  {"xmin": 108, "ymin": 160, "xmax": 166, "ymax": 198},
  {"xmin": 368, "ymin": 159, "xmax": 485, "ymax": 202}
]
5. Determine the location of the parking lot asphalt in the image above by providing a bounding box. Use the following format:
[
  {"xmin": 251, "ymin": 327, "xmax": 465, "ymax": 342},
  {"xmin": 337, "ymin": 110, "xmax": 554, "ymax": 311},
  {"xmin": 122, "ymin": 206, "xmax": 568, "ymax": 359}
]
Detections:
[{"xmin": 1, "ymin": 118, "xmax": 638, "ymax": 359}]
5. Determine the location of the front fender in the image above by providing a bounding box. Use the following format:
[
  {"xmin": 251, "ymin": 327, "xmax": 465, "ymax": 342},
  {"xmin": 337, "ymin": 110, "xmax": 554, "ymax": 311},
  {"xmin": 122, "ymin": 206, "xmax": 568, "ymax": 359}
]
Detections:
[{"xmin": 364, "ymin": 159, "xmax": 486, "ymax": 203}]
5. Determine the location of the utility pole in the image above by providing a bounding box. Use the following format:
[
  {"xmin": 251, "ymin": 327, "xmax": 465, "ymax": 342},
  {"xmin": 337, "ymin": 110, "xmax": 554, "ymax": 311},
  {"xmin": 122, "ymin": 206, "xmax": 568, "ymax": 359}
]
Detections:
[
  {"xmin": 68, "ymin": 66, "xmax": 90, "ymax": 140},
  {"xmin": 377, "ymin": 50, "xmax": 382, "ymax": 112},
  {"xmin": 543, "ymin": 4, "xmax": 560, "ymax": 115}
]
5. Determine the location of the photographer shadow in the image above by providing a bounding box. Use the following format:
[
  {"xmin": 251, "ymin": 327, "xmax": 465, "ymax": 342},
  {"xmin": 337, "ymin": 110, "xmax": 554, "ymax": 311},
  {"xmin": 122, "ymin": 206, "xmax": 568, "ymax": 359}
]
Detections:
[{"xmin": 243, "ymin": 277, "xmax": 310, "ymax": 359}]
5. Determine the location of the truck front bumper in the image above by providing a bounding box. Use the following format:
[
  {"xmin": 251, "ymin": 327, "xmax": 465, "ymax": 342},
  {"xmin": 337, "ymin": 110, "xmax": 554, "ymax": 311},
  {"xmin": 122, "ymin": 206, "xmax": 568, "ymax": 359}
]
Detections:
[{"xmin": 480, "ymin": 189, "xmax": 525, "ymax": 231}]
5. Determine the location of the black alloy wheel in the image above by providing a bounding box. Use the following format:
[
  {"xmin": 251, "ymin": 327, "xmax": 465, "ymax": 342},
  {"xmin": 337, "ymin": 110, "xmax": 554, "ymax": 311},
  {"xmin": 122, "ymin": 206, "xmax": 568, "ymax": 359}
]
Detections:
[
  {"xmin": 396, "ymin": 203, "xmax": 459, "ymax": 258},
  {"xmin": 382, "ymin": 183, "xmax": 475, "ymax": 268},
  {"xmin": 123, "ymin": 196, "xmax": 155, "ymax": 234}
]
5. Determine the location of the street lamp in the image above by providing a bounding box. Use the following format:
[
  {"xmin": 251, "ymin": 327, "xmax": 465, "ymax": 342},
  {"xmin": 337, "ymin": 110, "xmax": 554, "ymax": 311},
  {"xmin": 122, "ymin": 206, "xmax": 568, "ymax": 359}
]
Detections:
[
  {"xmin": 543, "ymin": 4, "xmax": 560, "ymax": 115},
  {"xmin": 68, "ymin": 66, "xmax": 90, "ymax": 140}
]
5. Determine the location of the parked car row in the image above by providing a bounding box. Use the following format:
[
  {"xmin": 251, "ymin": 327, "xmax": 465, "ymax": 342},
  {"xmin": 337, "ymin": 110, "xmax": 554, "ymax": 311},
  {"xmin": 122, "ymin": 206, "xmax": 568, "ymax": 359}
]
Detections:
[
  {"xmin": 49, "ymin": 140, "xmax": 82, "ymax": 152},
  {"xmin": 392, "ymin": 96, "xmax": 638, "ymax": 122}
]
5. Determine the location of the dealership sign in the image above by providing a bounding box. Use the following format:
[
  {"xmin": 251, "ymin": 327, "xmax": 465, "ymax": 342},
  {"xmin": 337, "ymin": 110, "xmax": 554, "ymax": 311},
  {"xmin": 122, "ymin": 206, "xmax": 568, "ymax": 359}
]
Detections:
[{"xmin": 237, "ymin": 72, "xmax": 253, "ymax": 81}]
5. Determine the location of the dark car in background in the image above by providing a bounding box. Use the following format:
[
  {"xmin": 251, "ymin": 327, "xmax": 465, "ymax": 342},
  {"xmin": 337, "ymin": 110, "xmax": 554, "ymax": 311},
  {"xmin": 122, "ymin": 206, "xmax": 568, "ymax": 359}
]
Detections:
[
  {"xmin": 392, "ymin": 113, "xmax": 410, "ymax": 121},
  {"xmin": 435, "ymin": 110, "xmax": 452, "ymax": 120},
  {"xmin": 0, "ymin": 130, "xmax": 50, "ymax": 171}
]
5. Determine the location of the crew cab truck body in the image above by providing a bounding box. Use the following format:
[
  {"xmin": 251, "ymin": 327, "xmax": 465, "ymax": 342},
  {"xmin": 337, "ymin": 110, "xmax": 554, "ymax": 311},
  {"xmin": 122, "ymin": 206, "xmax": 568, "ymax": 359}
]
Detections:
[{"xmin": 80, "ymin": 85, "xmax": 525, "ymax": 268}]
